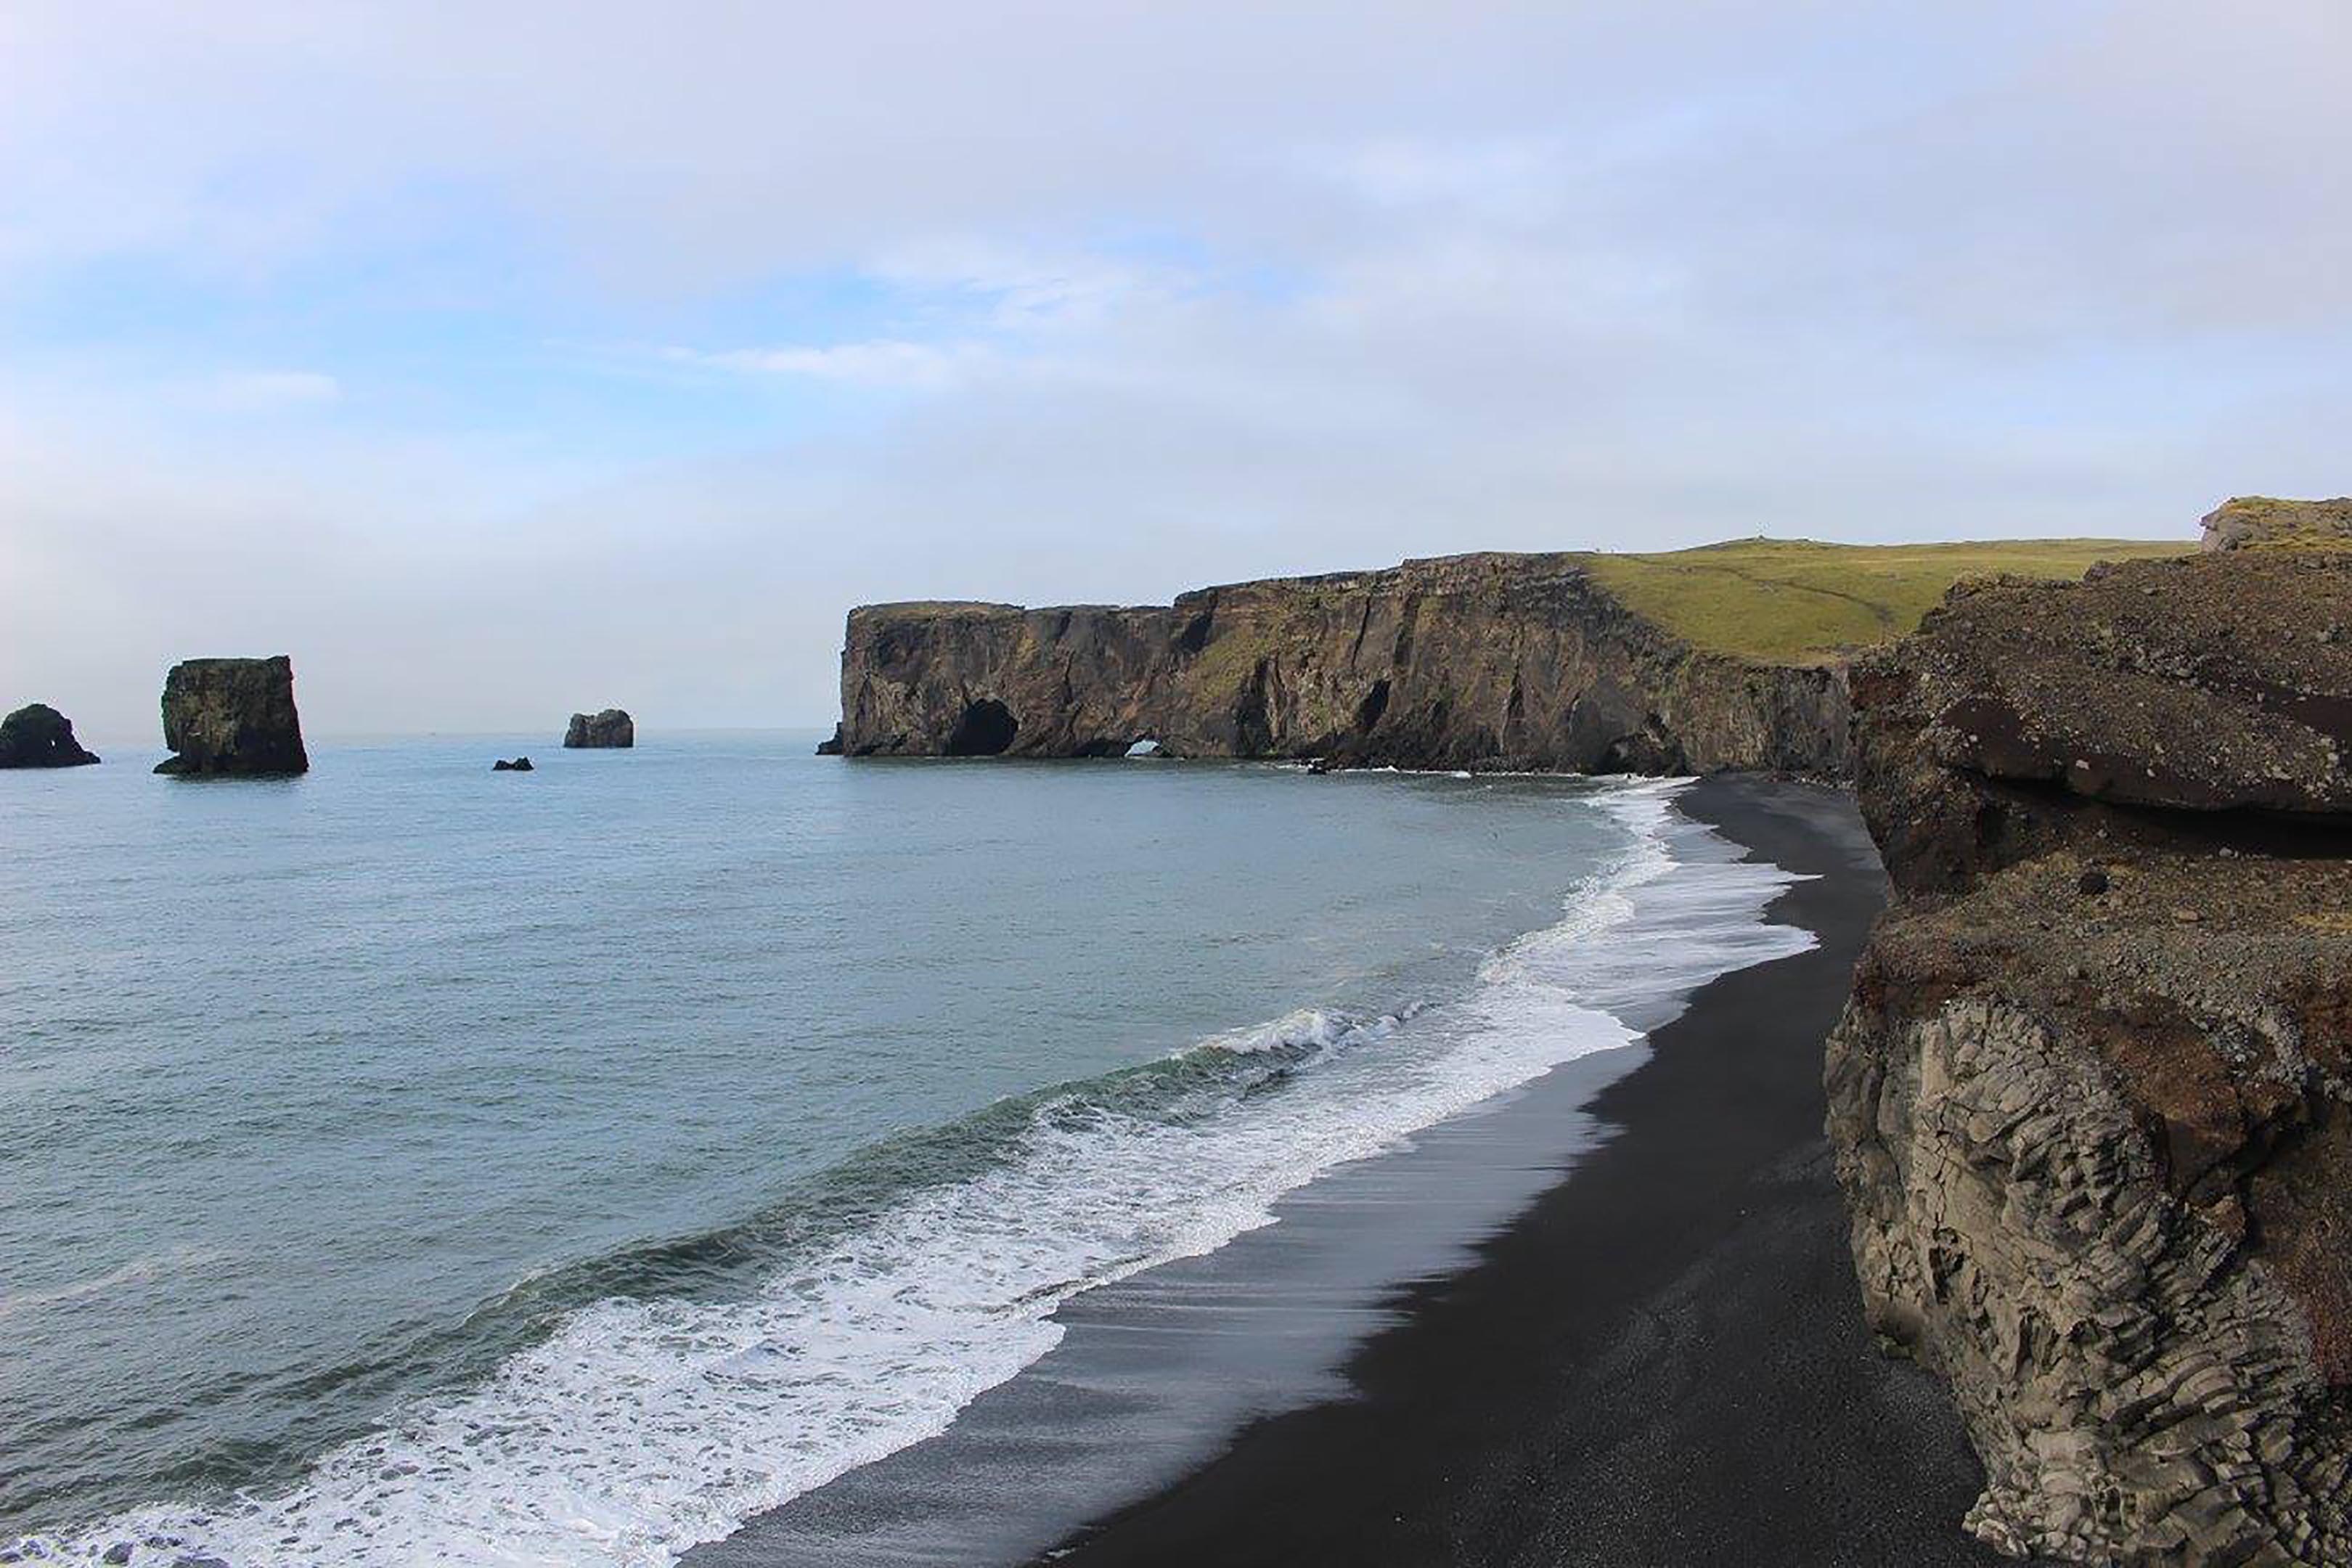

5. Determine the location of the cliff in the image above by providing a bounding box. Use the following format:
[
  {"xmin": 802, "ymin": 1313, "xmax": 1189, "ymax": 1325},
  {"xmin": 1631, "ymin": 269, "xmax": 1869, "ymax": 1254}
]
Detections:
[
  {"xmin": 1826, "ymin": 552, "xmax": 2352, "ymax": 1564},
  {"xmin": 832, "ymin": 552, "xmax": 1854, "ymax": 774},
  {"xmin": 155, "ymin": 656, "xmax": 309, "ymax": 777},
  {"xmin": 0, "ymin": 703, "xmax": 99, "ymax": 767},
  {"xmin": 829, "ymin": 541, "xmax": 2189, "ymax": 776}
]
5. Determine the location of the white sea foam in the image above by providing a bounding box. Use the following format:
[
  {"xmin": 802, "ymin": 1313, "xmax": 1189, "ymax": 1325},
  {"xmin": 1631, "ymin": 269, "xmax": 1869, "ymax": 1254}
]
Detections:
[{"xmin": 29, "ymin": 779, "xmax": 1812, "ymax": 1568}]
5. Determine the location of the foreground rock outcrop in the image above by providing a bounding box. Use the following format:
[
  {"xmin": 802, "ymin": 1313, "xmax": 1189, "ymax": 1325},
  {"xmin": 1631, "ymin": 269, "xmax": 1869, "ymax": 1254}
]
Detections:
[
  {"xmin": 832, "ymin": 553, "xmax": 1851, "ymax": 775},
  {"xmin": 564, "ymin": 709, "xmax": 633, "ymax": 748},
  {"xmin": 1827, "ymin": 552, "xmax": 2352, "ymax": 1564},
  {"xmin": 0, "ymin": 703, "xmax": 99, "ymax": 767},
  {"xmin": 2201, "ymin": 496, "xmax": 2352, "ymax": 554},
  {"xmin": 155, "ymin": 656, "xmax": 309, "ymax": 777}
]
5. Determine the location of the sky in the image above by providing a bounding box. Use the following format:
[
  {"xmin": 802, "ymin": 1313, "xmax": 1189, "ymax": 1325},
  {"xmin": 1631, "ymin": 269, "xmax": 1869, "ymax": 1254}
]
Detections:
[{"xmin": 4, "ymin": 1, "xmax": 2348, "ymax": 736}]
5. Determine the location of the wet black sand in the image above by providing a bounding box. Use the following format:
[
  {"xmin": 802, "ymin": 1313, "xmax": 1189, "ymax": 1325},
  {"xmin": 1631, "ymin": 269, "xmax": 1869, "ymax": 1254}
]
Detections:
[{"xmin": 1034, "ymin": 777, "xmax": 2026, "ymax": 1568}]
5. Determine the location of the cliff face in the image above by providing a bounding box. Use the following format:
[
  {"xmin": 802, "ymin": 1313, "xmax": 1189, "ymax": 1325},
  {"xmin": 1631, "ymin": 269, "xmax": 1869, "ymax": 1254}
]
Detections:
[
  {"xmin": 1826, "ymin": 553, "xmax": 2352, "ymax": 1564},
  {"xmin": 0, "ymin": 703, "xmax": 99, "ymax": 767},
  {"xmin": 833, "ymin": 552, "xmax": 1850, "ymax": 775},
  {"xmin": 155, "ymin": 656, "xmax": 309, "ymax": 777}
]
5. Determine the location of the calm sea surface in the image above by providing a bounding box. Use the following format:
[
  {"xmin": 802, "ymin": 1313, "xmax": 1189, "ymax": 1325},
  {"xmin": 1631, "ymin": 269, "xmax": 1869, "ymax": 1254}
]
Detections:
[{"xmin": 1, "ymin": 734, "xmax": 1789, "ymax": 1563}]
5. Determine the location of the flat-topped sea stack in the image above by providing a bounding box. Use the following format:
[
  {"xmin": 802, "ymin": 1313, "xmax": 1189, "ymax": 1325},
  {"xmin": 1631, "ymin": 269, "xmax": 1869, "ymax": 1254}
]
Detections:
[
  {"xmin": 830, "ymin": 539, "xmax": 2180, "ymax": 775},
  {"xmin": 563, "ymin": 709, "xmax": 633, "ymax": 748},
  {"xmin": 155, "ymin": 656, "xmax": 309, "ymax": 777},
  {"xmin": 2201, "ymin": 495, "xmax": 2352, "ymax": 554},
  {"xmin": 0, "ymin": 703, "xmax": 100, "ymax": 767},
  {"xmin": 1827, "ymin": 550, "xmax": 2352, "ymax": 1563}
]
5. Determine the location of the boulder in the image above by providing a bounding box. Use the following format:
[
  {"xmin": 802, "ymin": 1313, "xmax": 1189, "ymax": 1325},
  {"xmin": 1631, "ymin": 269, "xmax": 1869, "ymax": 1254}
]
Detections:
[
  {"xmin": 2200, "ymin": 495, "xmax": 2352, "ymax": 553},
  {"xmin": 0, "ymin": 703, "xmax": 99, "ymax": 767},
  {"xmin": 1827, "ymin": 552, "xmax": 2352, "ymax": 1564},
  {"xmin": 563, "ymin": 709, "xmax": 633, "ymax": 748},
  {"xmin": 492, "ymin": 756, "xmax": 534, "ymax": 772},
  {"xmin": 153, "ymin": 656, "xmax": 309, "ymax": 777}
]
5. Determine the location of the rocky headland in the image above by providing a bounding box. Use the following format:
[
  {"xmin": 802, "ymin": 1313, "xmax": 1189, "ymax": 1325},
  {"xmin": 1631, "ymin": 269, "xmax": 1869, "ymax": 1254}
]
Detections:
[
  {"xmin": 831, "ymin": 552, "xmax": 1852, "ymax": 774},
  {"xmin": 826, "ymin": 541, "xmax": 2180, "ymax": 776},
  {"xmin": 154, "ymin": 656, "xmax": 309, "ymax": 777},
  {"xmin": 0, "ymin": 703, "xmax": 100, "ymax": 767},
  {"xmin": 1826, "ymin": 550, "xmax": 2352, "ymax": 1564},
  {"xmin": 564, "ymin": 709, "xmax": 634, "ymax": 748}
]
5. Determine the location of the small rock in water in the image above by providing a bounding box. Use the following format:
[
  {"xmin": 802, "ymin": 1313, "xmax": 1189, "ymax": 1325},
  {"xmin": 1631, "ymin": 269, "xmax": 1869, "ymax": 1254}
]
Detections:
[{"xmin": 492, "ymin": 756, "xmax": 534, "ymax": 772}]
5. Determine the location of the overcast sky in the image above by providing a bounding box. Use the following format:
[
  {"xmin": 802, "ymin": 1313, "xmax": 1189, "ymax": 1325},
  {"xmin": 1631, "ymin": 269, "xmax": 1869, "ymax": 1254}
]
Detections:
[{"xmin": 4, "ymin": 1, "xmax": 2347, "ymax": 736}]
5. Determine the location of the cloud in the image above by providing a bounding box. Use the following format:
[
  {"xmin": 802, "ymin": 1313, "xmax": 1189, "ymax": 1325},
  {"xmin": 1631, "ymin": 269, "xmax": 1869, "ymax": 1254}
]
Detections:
[
  {"xmin": 190, "ymin": 369, "xmax": 343, "ymax": 413},
  {"xmin": 665, "ymin": 340, "xmax": 983, "ymax": 390},
  {"xmin": 2, "ymin": 1, "xmax": 2348, "ymax": 737}
]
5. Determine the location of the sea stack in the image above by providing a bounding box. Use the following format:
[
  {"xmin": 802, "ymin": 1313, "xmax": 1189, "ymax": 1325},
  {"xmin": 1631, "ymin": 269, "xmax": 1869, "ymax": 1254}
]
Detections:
[
  {"xmin": 1826, "ymin": 551, "xmax": 2352, "ymax": 1564},
  {"xmin": 0, "ymin": 703, "xmax": 100, "ymax": 767},
  {"xmin": 154, "ymin": 656, "xmax": 310, "ymax": 777},
  {"xmin": 563, "ymin": 709, "xmax": 633, "ymax": 748}
]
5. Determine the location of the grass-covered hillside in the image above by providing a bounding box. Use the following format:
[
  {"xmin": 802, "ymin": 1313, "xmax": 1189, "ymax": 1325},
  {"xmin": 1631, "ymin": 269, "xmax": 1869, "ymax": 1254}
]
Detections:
[{"xmin": 1577, "ymin": 537, "xmax": 2189, "ymax": 666}]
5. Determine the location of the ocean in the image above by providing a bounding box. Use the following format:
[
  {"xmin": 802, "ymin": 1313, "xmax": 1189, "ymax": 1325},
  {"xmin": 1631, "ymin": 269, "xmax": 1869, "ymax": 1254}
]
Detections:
[{"xmin": 0, "ymin": 735, "xmax": 1810, "ymax": 1565}]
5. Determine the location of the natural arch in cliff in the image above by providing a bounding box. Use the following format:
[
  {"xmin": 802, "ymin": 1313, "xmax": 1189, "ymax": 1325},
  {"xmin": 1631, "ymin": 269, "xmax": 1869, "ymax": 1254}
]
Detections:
[{"xmin": 945, "ymin": 698, "xmax": 1019, "ymax": 756}]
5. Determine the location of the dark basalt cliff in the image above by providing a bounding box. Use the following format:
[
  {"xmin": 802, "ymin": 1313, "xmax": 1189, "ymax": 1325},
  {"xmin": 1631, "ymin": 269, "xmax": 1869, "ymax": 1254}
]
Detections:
[
  {"xmin": 1827, "ymin": 553, "xmax": 2352, "ymax": 1564},
  {"xmin": 155, "ymin": 656, "xmax": 309, "ymax": 777},
  {"xmin": 0, "ymin": 703, "xmax": 99, "ymax": 767},
  {"xmin": 830, "ymin": 552, "xmax": 1850, "ymax": 775}
]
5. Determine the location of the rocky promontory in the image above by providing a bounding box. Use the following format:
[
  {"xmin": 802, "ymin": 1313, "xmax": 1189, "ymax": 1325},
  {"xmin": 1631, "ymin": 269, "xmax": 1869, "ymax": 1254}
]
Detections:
[
  {"xmin": 154, "ymin": 656, "xmax": 309, "ymax": 777},
  {"xmin": 564, "ymin": 709, "xmax": 634, "ymax": 748},
  {"xmin": 2201, "ymin": 496, "xmax": 2352, "ymax": 554},
  {"xmin": 832, "ymin": 552, "xmax": 1853, "ymax": 775},
  {"xmin": 1826, "ymin": 552, "xmax": 2352, "ymax": 1564},
  {"xmin": 0, "ymin": 703, "xmax": 100, "ymax": 767}
]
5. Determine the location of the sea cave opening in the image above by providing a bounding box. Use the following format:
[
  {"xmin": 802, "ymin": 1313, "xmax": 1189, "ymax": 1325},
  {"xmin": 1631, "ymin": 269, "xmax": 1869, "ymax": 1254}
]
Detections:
[{"xmin": 945, "ymin": 698, "xmax": 1020, "ymax": 756}]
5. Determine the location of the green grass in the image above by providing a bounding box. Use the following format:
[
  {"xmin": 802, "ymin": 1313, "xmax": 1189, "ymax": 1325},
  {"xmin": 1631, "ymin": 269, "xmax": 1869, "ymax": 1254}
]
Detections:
[{"xmin": 1577, "ymin": 536, "xmax": 2190, "ymax": 665}]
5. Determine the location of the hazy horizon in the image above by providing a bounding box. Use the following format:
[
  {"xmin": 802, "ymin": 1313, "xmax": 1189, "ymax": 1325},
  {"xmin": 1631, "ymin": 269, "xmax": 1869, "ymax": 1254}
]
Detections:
[{"xmin": 8, "ymin": 1, "xmax": 2345, "ymax": 735}]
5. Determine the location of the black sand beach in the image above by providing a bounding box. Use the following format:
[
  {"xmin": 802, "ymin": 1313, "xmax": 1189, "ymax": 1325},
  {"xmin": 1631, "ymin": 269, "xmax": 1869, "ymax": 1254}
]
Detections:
[{"xmin": 1035, "ymin": 777, "xmax": 2026, "ymax": 1568}]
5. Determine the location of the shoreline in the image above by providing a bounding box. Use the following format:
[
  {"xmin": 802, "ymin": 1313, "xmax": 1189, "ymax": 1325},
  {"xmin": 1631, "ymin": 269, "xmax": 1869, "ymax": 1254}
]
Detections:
[{"xmin": 1029, "ymin": 775, "xmax": 2028, "ymax": 1567}]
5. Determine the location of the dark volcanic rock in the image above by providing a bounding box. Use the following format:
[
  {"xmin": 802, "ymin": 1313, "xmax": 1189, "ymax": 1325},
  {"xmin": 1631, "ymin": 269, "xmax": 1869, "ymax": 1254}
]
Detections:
[
  {"xmin": 830, "ymin": 553, "xmax": 1851, "ymax": 775},
  {"xmin": 153, "ymin": 656, "xmax": 308, "ymax": 777},
  {"xmin": 493, "ymin": 756, "xmax": 534, "ymax": 772},
  {"xmin": 0, "ymin": 703, "xmax": 99, "ymax": 767},
  {"xmin": 1827, "ymin": 552, "xmax": 2352, "ymax": 1565},
  {"xmin": 2201, "ymin": 495, "xmax": 2352, "ymax": 553},
  {"xmin": 563, "ymin": 709, "xmax": 633, "ymax": 748}
]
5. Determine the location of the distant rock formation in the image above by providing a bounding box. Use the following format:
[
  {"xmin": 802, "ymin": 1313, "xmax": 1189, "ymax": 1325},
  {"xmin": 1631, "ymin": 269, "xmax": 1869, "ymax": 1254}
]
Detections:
[
  {"xmin": 154, "ymin": 656, "xmax": 309, "ymax": 777},
  {"xmin": 2200, "ymin": 495, "xmax": 2352, "ymax": 552},
  {"xmin": 563, "ymin": 709, "xmax": 633, "ymax": 748},
  {"xmin": 1827, "ymin": 551, "xmax": 2352, "ymax": 1564},
  {"xmin": 492, "ymin": 756, "xmax": 534, "ymax": 772},
  {"xmin": 0, "ymin": 703, "xmax": 100, "ymax": 767},
  {"xmin": 830, "ymin": 553, "xmax": 1852, "ymax": 775}
]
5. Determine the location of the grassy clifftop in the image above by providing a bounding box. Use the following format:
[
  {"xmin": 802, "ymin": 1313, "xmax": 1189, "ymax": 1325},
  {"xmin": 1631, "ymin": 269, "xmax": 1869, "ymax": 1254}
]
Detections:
[{"xmin": 1577, "ymin": 537, "xmax": 2188, "ymax": 666}]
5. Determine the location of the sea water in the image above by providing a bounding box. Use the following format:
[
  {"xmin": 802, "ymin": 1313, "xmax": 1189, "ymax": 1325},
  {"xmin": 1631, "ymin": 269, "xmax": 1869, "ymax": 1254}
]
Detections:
[{"xmin": 0, "ymin": 735, "xmax": 1807, "ymax": 1564}]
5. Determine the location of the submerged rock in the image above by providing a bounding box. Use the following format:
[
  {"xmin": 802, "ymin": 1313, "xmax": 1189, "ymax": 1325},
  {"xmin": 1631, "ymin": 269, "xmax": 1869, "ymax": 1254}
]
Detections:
[
  {"xmin": 563, "ymin": 709, "xmax": 633, "ymax": 748},
  {"xmin": 1827, "ymin": 552, "xmax": 2352, "ymax": 1565},
  {"xmin": 153, "ymin": 656, "xmax": 309, "ymax": 777},
  {"xmin": 0, "ymin": 703, "xmax": 99, "ymax": 767}
]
